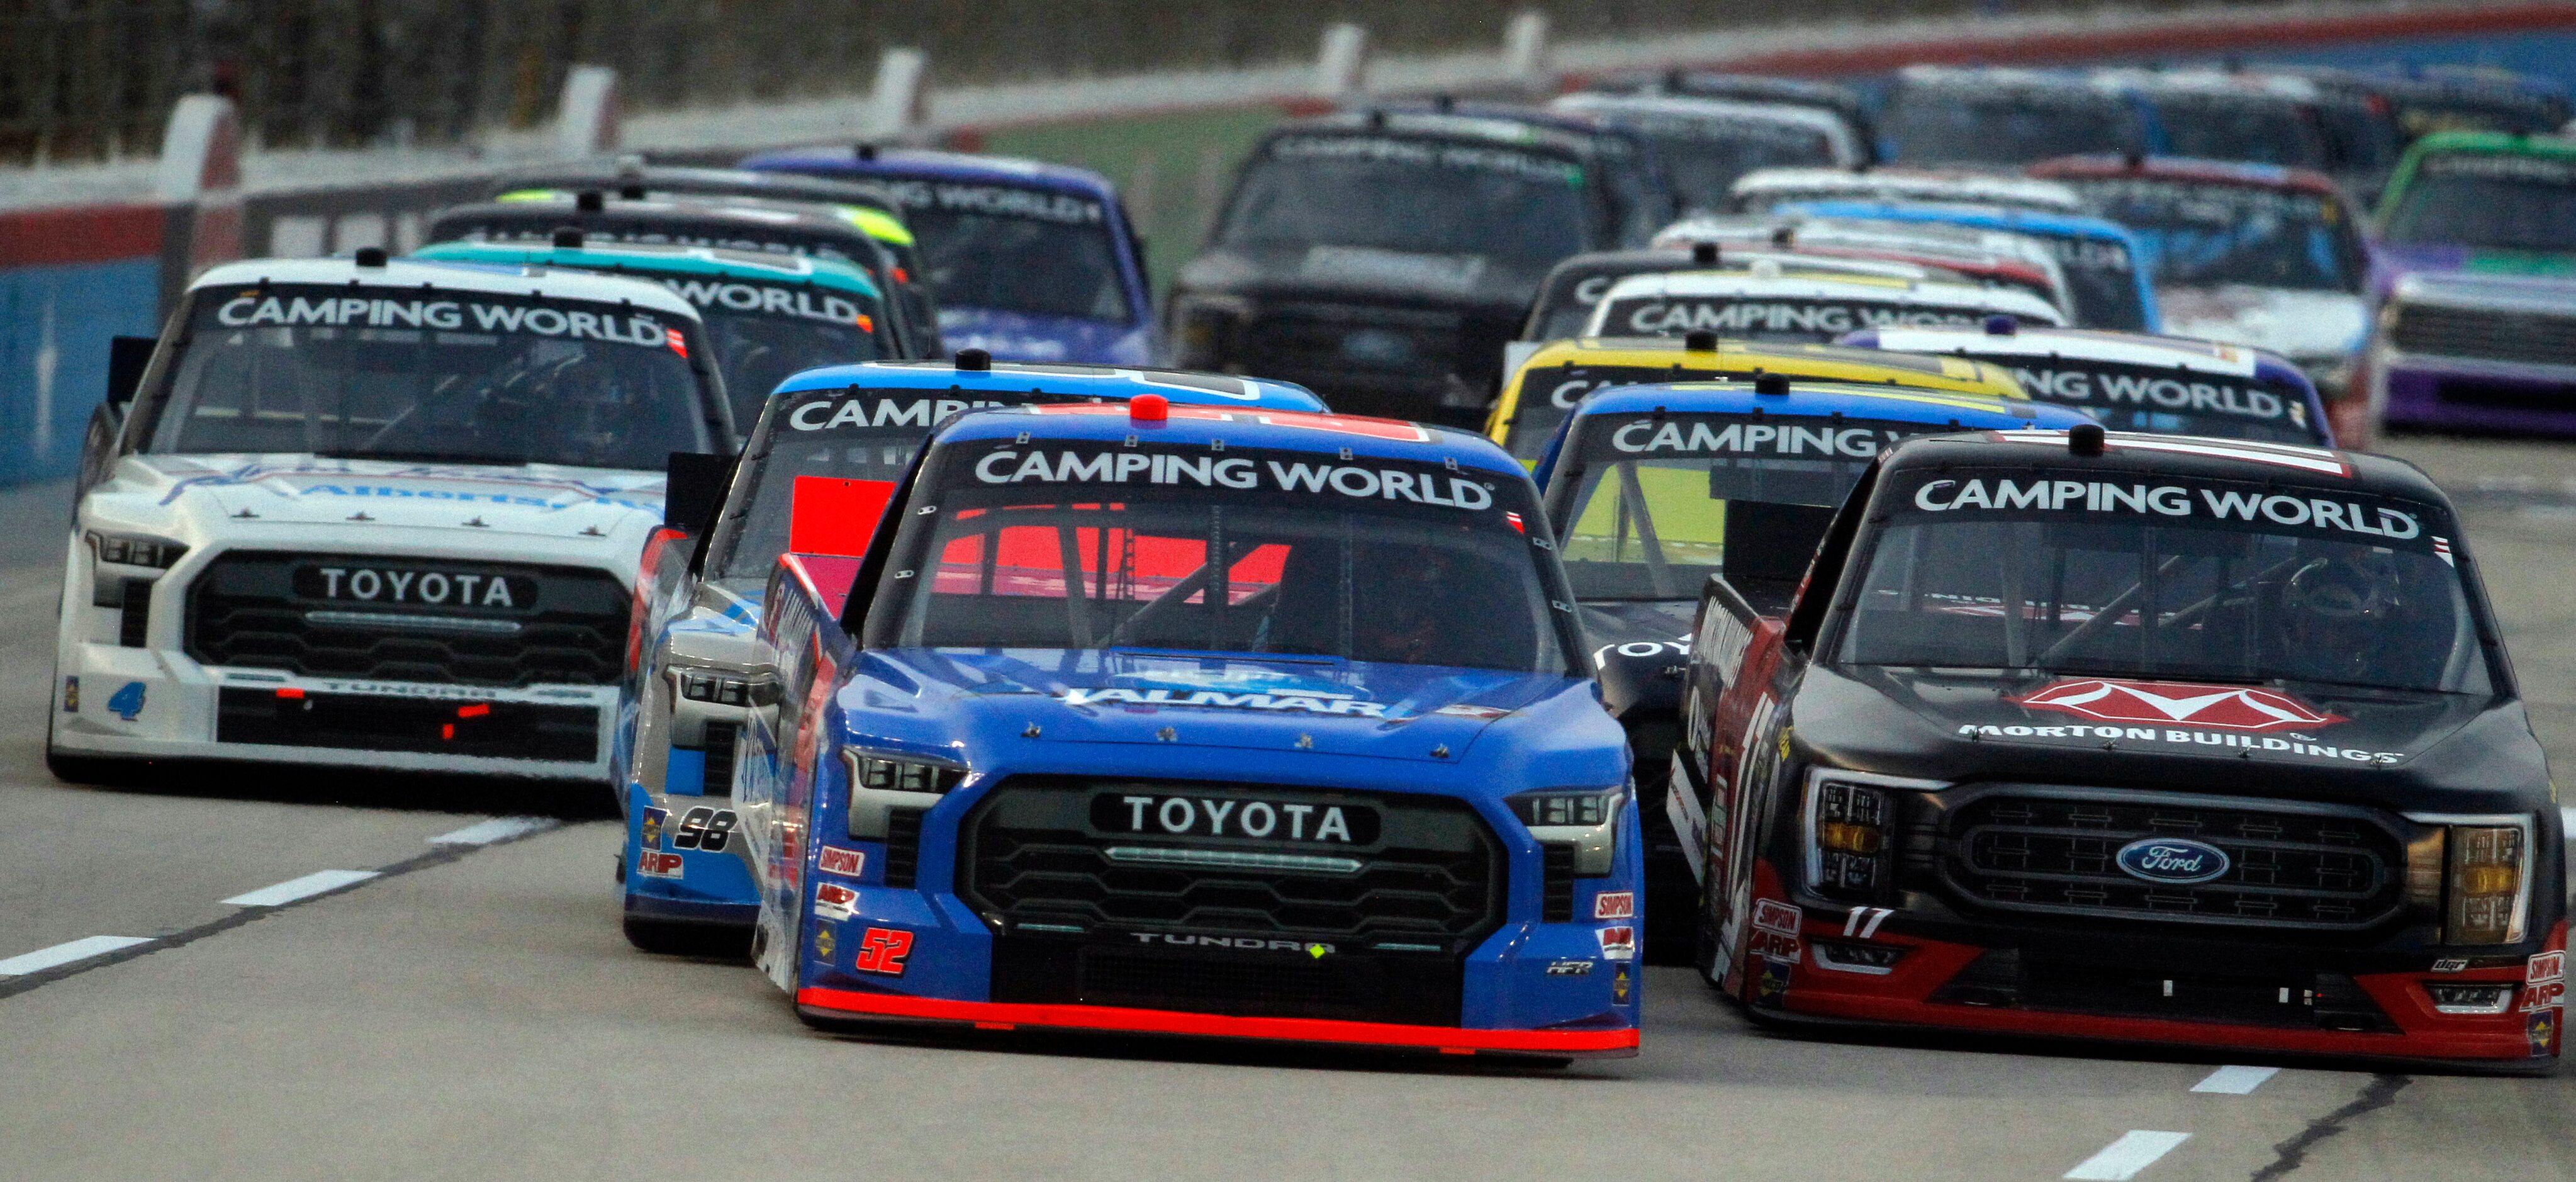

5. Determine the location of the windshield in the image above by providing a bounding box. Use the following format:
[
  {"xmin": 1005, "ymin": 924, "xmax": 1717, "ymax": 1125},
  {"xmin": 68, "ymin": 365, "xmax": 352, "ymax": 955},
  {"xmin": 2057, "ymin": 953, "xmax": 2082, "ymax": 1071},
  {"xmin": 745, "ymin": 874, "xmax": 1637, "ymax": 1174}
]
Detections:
[
  {"xmin": 1625, "ymin": 121, "xmax": 1837, "ymax": 211},
  {"xmin": 1836, "ymin": 468, "xmax": 2493, "ymax": 695},
  {"xmin": 705, "ymin": 386, "xmax": 1078, "ymax": 584},
  {"xmin": 2385, "ymin": 152, "xmax": 2576, "ymax": 253},
  {"xmin": 1220, "ymin": 134, "xmax": 1601, "ymax": 266},
  {"xmin": 2033, "ymin": 232, "xmax": 2151, "ymax": 330},
  {"xmin": 1883, "ymin": 87, "xmax": 2134, "ymax": 165},
  {"xmin": 895, "ymin": 183, "xmax": 1134, "ymax": 323},
  {"xmin": 2149, "ymin": 96, "xmax": 2329, "ymax": 167},
  {"xmin": 655, "ymin": 276, "xmax": 880, "ymax": 425},
  {"xmin": 1592, "ymin": 291, "xmax": 1996, "ymax": 341},
  {"xmin": 2065, "ymin": 177, "xmax": 2362, "ymax": 291},
  {"xmin": 1555, "ymin": 412, "xmax": 1949, "ymax": 602},
  {"xmin": 1983, "ymin": 357, "xmax": 2321, "ymax": 444},
  {"xmin": 872, "ymin": 432, "xmax": 1573, "ymax": 673},
  {"xmin": 149, "ymin": 285, "xmax": 713, "ymax": 469}
]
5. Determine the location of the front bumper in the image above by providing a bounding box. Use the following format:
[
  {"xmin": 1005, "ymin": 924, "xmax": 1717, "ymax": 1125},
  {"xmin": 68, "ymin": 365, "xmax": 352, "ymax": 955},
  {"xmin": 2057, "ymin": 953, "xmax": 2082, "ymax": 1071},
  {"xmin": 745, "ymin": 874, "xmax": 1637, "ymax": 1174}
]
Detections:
[
  {"xmin": 2379, "ymin": 352, "xmax": 2576, "ymax": 436},
  {"xmin": 796, "ymin": 987, "xmax": 1640, "ymax": 1057}
]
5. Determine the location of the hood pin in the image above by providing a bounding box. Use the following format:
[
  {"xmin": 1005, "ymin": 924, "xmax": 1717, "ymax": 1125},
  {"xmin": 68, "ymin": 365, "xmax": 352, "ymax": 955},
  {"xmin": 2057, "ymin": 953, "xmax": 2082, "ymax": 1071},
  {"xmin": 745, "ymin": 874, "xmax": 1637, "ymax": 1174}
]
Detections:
[
  {"xmin": 1296, "ymin": 734, "xmax": 1314, "ymax": 750},
  {"xmin": 1021, "ymin": 723, "xmax": 1041, "ymax": 738},
  {"xmin": 1156, "ymin": 726, "xmax": 1177, "ymax": 742},
  {"xmin": 463, "ymin": 516, "xmax": 490, "ymax": 528},
  {"xmin": 1431, "ymin": 744, "xmax": 1451, "ymax": 759},
  {"xmin": 347, "ymin": 511, "xmax": 373, "ymax": 522}
]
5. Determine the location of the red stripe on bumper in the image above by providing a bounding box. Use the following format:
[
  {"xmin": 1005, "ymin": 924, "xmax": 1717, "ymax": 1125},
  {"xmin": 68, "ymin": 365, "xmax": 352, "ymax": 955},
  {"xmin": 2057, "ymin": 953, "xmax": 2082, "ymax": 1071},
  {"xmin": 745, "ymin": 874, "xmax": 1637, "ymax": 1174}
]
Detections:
[
  {"xmin": 796, "ymin": 988, "xmax": 1640, "ymax": 1055},
  {"xmin": 1786, "ymin": 993, "xmax": 2539, "ymax": 1062}
]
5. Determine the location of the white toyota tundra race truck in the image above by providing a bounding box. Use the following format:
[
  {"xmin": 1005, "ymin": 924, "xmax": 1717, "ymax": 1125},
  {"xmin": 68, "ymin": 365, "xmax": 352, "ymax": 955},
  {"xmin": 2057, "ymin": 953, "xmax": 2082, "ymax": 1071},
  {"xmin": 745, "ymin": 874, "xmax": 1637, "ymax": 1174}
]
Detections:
[{"xmin": 49, "ymin": 250, "xmax": 734, "ymax": 787}]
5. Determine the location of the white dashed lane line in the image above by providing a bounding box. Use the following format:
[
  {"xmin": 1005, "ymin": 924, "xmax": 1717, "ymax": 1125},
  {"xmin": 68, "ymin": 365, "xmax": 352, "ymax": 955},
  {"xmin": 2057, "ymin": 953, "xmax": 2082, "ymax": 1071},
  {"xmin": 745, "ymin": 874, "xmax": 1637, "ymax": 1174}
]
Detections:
[
  {"xmin": 0, "ymin": 936, "xmax": 155, "ymax": 977},
  {"xmin": 221, "ymin": 869, "xmax": 381, "ymax": 908},
  {"xmin": 2190, "ymin": 1064, "xmax": 2281, "ymax": 1095},
  {"xmin": 2064, "ymin": 1130, "xmax": 2191, "ymax": 1181},
  {"xmin": 431, "ymin": 817, "xmax": 557, "ymax": 846}
]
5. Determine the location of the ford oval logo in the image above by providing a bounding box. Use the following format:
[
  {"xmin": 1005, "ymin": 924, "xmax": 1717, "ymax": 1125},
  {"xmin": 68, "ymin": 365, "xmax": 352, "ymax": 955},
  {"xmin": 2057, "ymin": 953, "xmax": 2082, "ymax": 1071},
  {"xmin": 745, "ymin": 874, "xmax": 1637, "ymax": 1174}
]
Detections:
[{"xmin": 2115, "ymin": 838, "xmax": 2232, "ymax": 885}]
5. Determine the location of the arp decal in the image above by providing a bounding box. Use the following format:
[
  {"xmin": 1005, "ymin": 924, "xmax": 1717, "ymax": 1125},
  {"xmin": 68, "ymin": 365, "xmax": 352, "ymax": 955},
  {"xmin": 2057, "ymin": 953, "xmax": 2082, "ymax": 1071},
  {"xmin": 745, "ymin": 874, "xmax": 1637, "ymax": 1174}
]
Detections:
[
  {"xmin": 1594, "ymin": 891, "xmax": 1637, "ymax": 921},
  {"xmin": 635, "ymin": 850, "xmax": 684, "ymax": 879},
  {"xmin": 814, "ymin": 882, "xmax": 858, "ymax": 922},
  {"xmin": 2431, "ymin": 957, "xmax": 2470, "ymax": 973},
  {"xmin": 641, "ymin": 807, "xmax": 669, "ymax": 851},
  {"xmin": 670, "ymin": 807, "xmax": 737, "ymax": 852},
  {"xmin": 1598, "ymin": 926, "xmax": 1638, "ymax": 962},
  {"xmin": 817, "ymin": 846, "xmax": 866, "ymax": 877},
  {"xmin": 2014, "ymin": 679, "xmax": 2343, "ymax": 733},
  {"xmin": 852, "ymin": 927, "xmax": 914, "ymax": 976},
  {"xmin": 106, "ymin": 681, "xmax": 145, "ymax": 723}
]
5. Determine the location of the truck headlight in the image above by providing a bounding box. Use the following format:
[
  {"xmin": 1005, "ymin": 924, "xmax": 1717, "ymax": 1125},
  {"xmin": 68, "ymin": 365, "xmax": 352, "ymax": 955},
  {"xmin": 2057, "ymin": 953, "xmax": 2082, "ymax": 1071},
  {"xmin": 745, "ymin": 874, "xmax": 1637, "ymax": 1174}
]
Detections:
[
  {"xmin": 1801, "ymin": 769, "xmax": 1939, "ymax": 903},
  {"xmin": 842, "ymin": 749, "xmax": 966, "ymax": 840},
  {"xmin": 1509, "ymin": 786, "xmax": 1625, "ymax": 877},
  {"xmin": 87, "ymin": 530, "xmax": 186, "ymax": 569},
  {"xmin": 1171, "ymin": 293, "xmax": 1252, "ymax": 369},
  {"xmin": 2444, "ymin": 821, "xmax": 2531, "ymax": 946},
  {"xmin": 673, "ymin": 667, "xmax": 775, "ymax": 707}
]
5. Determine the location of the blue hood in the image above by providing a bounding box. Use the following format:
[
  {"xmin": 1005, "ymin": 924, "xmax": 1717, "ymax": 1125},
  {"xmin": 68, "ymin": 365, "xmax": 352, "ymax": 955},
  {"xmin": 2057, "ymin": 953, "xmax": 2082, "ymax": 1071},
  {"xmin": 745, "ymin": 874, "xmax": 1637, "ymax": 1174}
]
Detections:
[
  {"xmin": 835, "ymin": 648, "xmax": 1623, "ymax": 787},
  {"xmin": 937, "ymin": 306, "xmax": 1152, "ymax": 365}
]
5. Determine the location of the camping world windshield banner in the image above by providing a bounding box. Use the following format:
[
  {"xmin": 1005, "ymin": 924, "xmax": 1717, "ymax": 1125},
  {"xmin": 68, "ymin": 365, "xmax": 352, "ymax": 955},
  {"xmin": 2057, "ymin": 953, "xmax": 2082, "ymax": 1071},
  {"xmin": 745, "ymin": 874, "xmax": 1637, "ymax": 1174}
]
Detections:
[
  {"xmin": 1891, "ymin": 468, "xmax": 2445, "ymax": 554},
  {"xmin": 1995, "ymin": 359, "xmax": 2300, "ymax": 426},
  {"xmin": 1604, "ymin": 296, "xmax": 1987, "ymax": 336}
]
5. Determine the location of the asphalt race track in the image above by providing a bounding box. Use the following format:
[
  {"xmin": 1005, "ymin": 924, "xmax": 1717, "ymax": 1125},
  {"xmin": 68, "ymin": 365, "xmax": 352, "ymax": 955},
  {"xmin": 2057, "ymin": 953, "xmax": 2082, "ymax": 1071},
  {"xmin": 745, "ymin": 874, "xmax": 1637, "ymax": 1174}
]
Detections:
[{"xmin": 1, "ymin": 437, "xmax": 2571, "ymax": 1182}]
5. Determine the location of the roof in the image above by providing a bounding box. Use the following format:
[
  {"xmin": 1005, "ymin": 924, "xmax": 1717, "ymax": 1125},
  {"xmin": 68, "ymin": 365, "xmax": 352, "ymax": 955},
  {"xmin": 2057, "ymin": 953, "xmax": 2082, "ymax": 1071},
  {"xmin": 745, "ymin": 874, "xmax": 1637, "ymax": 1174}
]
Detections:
[
  {"xmin": 1592, "ymin": 267, "xmax": 2066, "ymax": 320},
  {"xmin": 2398, "ymin": 130, "xmax": 2576, "ymax": 161},
  {"xmin": 485, "ymin": 191, "xmax": 880, "ymax": 236},
  {"xmin": 2093, "ymin": 67, "xmax": 2326, "ymax": 103},
  {"xmin": 411, "ymin": 239, "xmax": 883, "ymax": 298},
  {"xmin": 1732, "ymin": 167, "xmax": 2085, "ymax": 213},
  {"xmin": 932, "ymin": 401, "xmax": 1521, "ymax": 475},
  {"xmin": 1842, "ymin": 325, "xmax": 2263, "ymax": 375},
  {"xmin": 1547, "ymin": 93, "xmax": 1859, "ymax": 158},
  {"xmin": 1655, "ymin": 213, "xmax": 2065, "ymax": 273},
  {"xmin": 1266, "ymin": 108, "xmax": 1601, "ymax": 159},
  {"xmin": 188, "ymin": 255, "xmax": 700, "ymax": 319},
  {"xmin": 1895, "ymin": 65, "xmax": 2107, "ymax": 94},
  {"xmin": 1572, "ymin": 377, "xmax": 2090, "ymax": 429},
  {"xmin": 1777, "ymin": 198, "xmax": 2146, "ymax": 245},
  {"xmin": 488, "ymin": 164, "xmax": 904, "ymax": 218},
  {"xmin": 1883, "ymin": 429, "xmax": 2439, "ymax": 497},
  {"xmin": 738, "ymin": 145, "xmax": 1122, "ymax": 199},
  {"xmin": 773, "ymin": 361, "xmax": 1326, "ymax": 412},
  {"xmin": 2027, "ymin": 154, "xmax": 2340, "ymax": 196},
  {"xmin": 1538, "ymin": 246, "xmax": 1935, "ymax": 288}
]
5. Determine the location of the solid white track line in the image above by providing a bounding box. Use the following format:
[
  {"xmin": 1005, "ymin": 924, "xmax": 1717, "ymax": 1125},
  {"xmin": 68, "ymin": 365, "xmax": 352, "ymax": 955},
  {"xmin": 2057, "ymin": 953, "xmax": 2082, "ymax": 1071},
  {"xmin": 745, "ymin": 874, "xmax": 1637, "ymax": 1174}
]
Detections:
[
  {"xmin": 2064, "ymin": 1130, "xmax": 2191, "ymax": 1181},
  {"xmin": 430, "ymin": 817, "xmax": 556, "ymax": 847},
  {"xmin": 0, "ymin": 935, "xmax": 154, "ymax": 977},
  {"xmin": 2191, "ymin": 1065, "xmax": 2281, "ymax": 1095},
  {"xmin": 223, "ymin": 869, "xmax": 379, "ymax": 908}
]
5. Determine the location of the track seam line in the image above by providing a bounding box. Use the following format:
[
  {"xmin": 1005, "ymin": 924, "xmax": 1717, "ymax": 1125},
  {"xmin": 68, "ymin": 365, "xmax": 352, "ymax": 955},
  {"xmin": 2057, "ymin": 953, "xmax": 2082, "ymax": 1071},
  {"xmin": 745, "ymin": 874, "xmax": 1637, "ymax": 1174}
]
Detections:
[
  {"xmin": 2246, "ymin": 1072, "xmax": 2409, "ymax": 1182},
  {"xmin": 0, "ymin": 816, "xmax": 561, "ymax": 1001}
]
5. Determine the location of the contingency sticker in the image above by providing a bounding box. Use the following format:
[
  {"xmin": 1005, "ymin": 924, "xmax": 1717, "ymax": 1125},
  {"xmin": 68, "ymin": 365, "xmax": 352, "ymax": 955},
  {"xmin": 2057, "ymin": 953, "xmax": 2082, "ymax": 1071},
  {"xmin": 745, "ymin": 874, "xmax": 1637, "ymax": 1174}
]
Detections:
[{"xmin": 814, "ymin": 882, "xmax": 858, "ymax": 922}]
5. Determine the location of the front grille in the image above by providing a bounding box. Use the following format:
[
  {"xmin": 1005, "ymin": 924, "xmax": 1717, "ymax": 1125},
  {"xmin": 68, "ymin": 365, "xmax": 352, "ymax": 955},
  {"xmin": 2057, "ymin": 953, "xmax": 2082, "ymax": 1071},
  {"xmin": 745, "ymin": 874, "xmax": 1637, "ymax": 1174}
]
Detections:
[
  {"xmin": 118, "ymin": 579, "xmax": 152, "ymax": 647},
  {"xmin": 700, "ymin": 722, "xmax": 739, "ymax": 797},
  {"xmin": 882, "ymin": 806, "xmax": 926, "ymax": 889},
  {"xmin": 964, "ymin": 776, "xmax": 1505, "ymax": 1023},
  {"xmin": 1240, "ymin": 301, "xmax": 1467, "ymax": 379},
  {"xmin": 216, "ymin": 687, "xmax": 598, "ymax": 762},
  {"xmin": 185, "ymin": 551, "xmax": 629, "ymax": 687},
  {"xmin": 2390, "ymin": 301, "xmax": 2576, "ymax": 369},
  {"xmin": 1939, "ymin": 787, "xmax": 2405, "ymax": 931},
  {"xmin": 1541, "ymin": 841, "xmax": 1577, "ymax": 923}
]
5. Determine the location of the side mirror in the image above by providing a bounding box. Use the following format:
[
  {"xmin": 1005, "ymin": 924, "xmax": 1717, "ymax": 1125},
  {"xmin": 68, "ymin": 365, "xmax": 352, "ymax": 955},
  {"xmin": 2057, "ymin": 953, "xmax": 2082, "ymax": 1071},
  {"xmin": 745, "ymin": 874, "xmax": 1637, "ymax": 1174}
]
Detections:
[
  {"xmin": 106, "ymin": 335, "xmax": 157, "ymax": 412},
  {"xmin": 664, "ymin": 451, "xmax": 734, "ymax": 534}
]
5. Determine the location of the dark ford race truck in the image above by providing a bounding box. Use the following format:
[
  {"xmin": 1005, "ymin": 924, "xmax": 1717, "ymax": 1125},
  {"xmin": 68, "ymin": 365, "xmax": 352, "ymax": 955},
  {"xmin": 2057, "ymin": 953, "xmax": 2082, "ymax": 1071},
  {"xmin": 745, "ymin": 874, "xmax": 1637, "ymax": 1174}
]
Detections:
[
  {"xmin": 734, "ymin": 397, "xmax": 1642, "ymax": 1059},
  {"xmin": 1678, "ymin": 425, "xmax": 2563, "ymax": 1067}
]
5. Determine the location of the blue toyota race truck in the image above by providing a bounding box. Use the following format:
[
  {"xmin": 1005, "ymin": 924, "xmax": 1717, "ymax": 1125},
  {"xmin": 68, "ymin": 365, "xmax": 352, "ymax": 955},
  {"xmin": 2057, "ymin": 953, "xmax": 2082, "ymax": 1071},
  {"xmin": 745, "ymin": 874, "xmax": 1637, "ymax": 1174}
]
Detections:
[
  {"xmin": 731, "ymin": 397, "xmax": 1643, "ymax": 1059},
  {"xmin": 616, "ymin": 356, "xmax": 1324, "ymax": 952}
]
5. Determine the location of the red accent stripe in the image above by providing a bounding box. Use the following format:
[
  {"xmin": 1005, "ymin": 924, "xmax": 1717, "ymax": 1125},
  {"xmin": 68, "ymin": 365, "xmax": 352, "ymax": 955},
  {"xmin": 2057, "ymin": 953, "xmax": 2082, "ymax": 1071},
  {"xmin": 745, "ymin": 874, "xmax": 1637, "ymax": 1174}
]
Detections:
[
  {"xmin": 797, "ymin": 987, "xmax": 1641, "ymax": 1054},
  {"xmin": 274, "ymin": 688, "xmax": 305, "ymax": 699},
  {"xmin": 0, "ymin": 204, "xmax": 163, "ymax": 267}
]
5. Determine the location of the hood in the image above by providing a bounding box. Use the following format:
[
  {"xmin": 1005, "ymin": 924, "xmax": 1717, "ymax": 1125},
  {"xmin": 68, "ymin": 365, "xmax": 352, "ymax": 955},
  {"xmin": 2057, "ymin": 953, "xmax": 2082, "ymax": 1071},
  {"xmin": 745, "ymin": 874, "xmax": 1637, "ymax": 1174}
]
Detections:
[
  {"xmin": 110, "ymin": 453, "xmax": 663, "ymax": 539},
  {"xmin": 1790, "ymin": 665, "xmax": 2546, "ymax": 811},
  {"xmin": 2373, "ymin": 242, "xmax": 2576, "ymax": 294},
  {"xmin": 936, "ymin": 306, "xmax": 1151, "ymax": 366},
  {"xmin": 844, "ymin": 648, "xmax": 1606, "ymax": 769},
  {"xmin": 2154, "ymin": 284, "xmax": 2368, "ymax": 361},
  {"xmin": 1579, "ymin": 600, "xmax": 1696, "ymax": 721},
  {"xmin": 1177, "ymin": 244, "xmax": 1548, "ymax": 313}
]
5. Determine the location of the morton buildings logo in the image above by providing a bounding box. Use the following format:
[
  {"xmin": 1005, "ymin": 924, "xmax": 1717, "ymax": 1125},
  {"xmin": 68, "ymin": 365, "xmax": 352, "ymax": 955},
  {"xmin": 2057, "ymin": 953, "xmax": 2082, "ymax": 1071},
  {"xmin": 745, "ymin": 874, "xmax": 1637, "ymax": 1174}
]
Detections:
[{"xmin": 2012, "ymin": 679, "xmax": 2344, "ymax": 733}]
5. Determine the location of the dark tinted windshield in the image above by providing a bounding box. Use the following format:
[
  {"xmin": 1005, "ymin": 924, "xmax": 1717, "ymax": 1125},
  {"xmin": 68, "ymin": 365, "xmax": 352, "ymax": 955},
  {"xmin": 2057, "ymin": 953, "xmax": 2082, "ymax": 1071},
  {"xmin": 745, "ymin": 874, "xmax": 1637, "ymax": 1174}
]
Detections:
[
  {"xmin": 895, "ymin": 184, "xmax": 1134, "ymax": 322},
  {"xmin": 2065, "ymin": 177, "xmax": 2363, "ymax": 291},
  {"xmin": 1221, "ymin": 134, "xmax": 1601, "ymax": 266},
  {"xmin": 874, "ymin": 434, "xmax": 1573, "ymax": 672},
  {"xmin": 1837, "ymin": 468, "xmax": 2492, "ymax": 694},
  {"xmin": 1556, "ymin": 412, "xmax": 1934, "ymax": 601},
  {"xmin": 1621, "ymin": 119, "xmax": 1837, "ymax": 211},
  {"xmin": 149, "ymin": 286, "xmax": 713, "ymax": 470},
  {"xmin": 1883, "ymin": 87, "xmax": 2134, "ymax": 165},
  {"xmin": 2149, "ymin": 96, "xmax": 2329, "ymax": 167},
  {"xmin": 2035, "ymin": 232, "xmax": 2151, "ymax": 330},
  {"xmin": 656, "ymin": 276, "xmax": 880, "ymax": 424},
  {"xmin": 2385, "ymin": 152, "xmax": 2576, "ymax": 252},
  {"xmin": 1985, "ymin": 357, "xmax": 2321, "ymax": 443}
]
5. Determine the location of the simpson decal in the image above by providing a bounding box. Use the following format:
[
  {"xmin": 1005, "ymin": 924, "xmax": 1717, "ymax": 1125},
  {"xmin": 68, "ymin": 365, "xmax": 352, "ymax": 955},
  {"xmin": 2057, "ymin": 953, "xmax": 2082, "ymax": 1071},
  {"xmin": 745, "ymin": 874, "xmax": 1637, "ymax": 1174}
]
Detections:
[
  {"xmin": 1594, "ymin": 891, "xmax": 1637, "ymax": 920},
  {"xmin": 817, "ymin": 846, "xmax": 866, "ymax": 877},
  {"xmin": 1752, "ymin": 898, "xmax": 1803, "ymax": 937}
]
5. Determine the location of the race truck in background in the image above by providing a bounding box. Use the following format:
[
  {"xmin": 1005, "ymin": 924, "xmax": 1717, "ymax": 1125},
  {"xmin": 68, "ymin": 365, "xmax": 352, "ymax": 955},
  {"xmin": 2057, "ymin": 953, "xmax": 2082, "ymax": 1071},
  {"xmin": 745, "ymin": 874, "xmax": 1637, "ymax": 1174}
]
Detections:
[
  {"xmin": 1726, "ymin": 167, "xmax": 2088, "ymax": 217},
  {"xmin": 1579, "ymin": 70, "xmax": 1876, "ymax": 166},
  {"xmin": 2030, "ymin": 155, "xmax": 2373, "ymax": 402},
  {"xmin": 1165, "ymin": 106, "xmax": 1658, "ymax": 425},
  {"xmin": 1582, "ymin": 267, "xmax": 2066, "ymax": 345},
  {"xmin": 2363, "ymin": 132, "xmax": 2576, "ymax": 439},
  {"xmin": 1528, "ymin": 376, "xmax": 2088, "ymax": 958},
  {"xmin": 412, "ymin": 237, "xmax": 892, "ymax": 428},
  {"xmin": 2290, "ymin": 65, "xmax": 2572, "ymax": 148},
  {"xmin": 1545, "ymin": 93, "xmax": 1863, "ymax": 214},
  {"xmin": 1508, "ymin": 241, "xmax": 1959, "ymax": 376},
  {"xmin": 2091, "ymin": 68, "xmax": 2400, "ymax": 205},
  {"xmin": 1651, "ymin": 215, "xmax": 2073, "ymax": 317},
  {"xmin": 1876, "ymin": 67, "xmax": 2146, "ymax": 166},
  {"xmin": 741, "ymin": 145, "xmax": 1156, "ymax": 365},
  {"xmin": 486, "ymin": 162, "xmax": 947, "ymax": 357},
  {"xmin": 1679, "ymin": 425, "xmax": 2563, "ymax": 1068},
  {"xmin": 616, "ymin": 356, "xmax": 1324, "ymax": 952},
  {"xmin": 426, "ymin": 189, "xmax": 940, "ymax": 361},
  {"xmin": 50, "ymin": 253, "xmax": 730, "ymax": 786},
  {"xmin": 1487, "ymin": 334, "xmax": 2030, "ymax": 464},
  {"xmin": 734, "ymin": 397, "xmax": 1643, "ymax": 1059},
  {"xmin": 1839, "ymin": 321, "xmax": 2334, "ymax": 445},
  {"xmin": 1778, "ymin": 199, "xmax": 2161, "ymax": 332}
]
